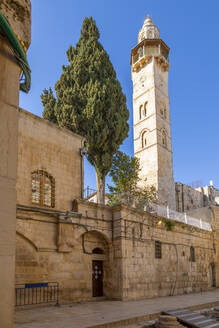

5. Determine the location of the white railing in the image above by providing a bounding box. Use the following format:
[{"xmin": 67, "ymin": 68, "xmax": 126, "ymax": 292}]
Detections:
[{"xmin": 148, "ymin": 203, "xmax": 212, "ymax": 231}]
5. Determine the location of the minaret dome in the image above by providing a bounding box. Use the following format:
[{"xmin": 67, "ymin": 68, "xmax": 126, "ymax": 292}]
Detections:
[{"xmin": 138, "ymin": 15, "xmax": 160, "ymax": 43}]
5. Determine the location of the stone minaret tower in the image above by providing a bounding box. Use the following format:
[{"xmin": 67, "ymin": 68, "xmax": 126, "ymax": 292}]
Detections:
[{"xmin": 131, "ymin": 15, "xmax": 176, "ymax": 209}]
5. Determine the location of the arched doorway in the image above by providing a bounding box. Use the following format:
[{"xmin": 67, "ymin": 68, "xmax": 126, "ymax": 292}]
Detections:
[
  {"xmin": 92, "ymin": 247, "xmax": 104, "ymax": 297},
  {"xmin": 80, "ymin": 230, "xmax": 109, "ymax": 298}
]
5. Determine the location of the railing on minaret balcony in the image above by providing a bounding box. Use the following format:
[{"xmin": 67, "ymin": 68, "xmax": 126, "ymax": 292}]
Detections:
[{"xmin": 131, "ymin": 46, "xmax": 169, "ymax": 66}]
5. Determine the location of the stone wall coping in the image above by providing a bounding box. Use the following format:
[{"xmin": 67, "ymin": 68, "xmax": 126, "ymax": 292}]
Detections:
[
  {"xmin": 112, "ymin": 203, "xmax": 211, "ymax": 234},
  {"xmin": 73, "ymin": 199, "xmax": 112, "ymax": 211},
  {"xmin": 73, "ymin": 200, "xmax": 211, "ymax": 234},
  {"xmin": 18, "ymin": 107, "xmax": 84, "ymax": 141},
  {"xmin": 17, "ymin": 203, "xmax": 82, "ymax": 218}
]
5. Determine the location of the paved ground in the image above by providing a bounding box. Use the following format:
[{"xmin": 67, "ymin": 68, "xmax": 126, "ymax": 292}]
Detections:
[{"xmin": 15, "ymin": 289, "xmax": 219, "ymax": 328}]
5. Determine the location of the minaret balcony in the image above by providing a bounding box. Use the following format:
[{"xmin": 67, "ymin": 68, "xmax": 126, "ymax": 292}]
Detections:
[{"xmin": 131, "ymin": 39, "xmax": 170, "ymax": 72}]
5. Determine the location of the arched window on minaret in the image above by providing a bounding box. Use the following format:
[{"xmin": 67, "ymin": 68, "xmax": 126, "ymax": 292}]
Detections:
[
  {"xmin": 164, "ymin": 108, "xmax": 167, "ymax": 119},
  {"xmin": 142, "ymin": 131, "xmax": 147, "ymax": 148},
  {"xmin": 160, "ymin": 104, "xmax": 167, "ymax": 119},
  {"xmin": 138, "ymin": 47, "xmax": 143, "ymax": 58},
  {"xmin": 162, "ymin": 130, "xmax": 167, "ymax": 147},
  {"xmin": 143, "ymin": 102, "xmax": 147, "ymax": 117},
  {"xmin": 139, "ymin": 105, "xmax": 143, "ymax": 120}
]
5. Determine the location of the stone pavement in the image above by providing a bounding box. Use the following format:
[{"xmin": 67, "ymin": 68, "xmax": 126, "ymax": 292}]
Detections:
[{"xmin": 15, "ymin": 289, "xmax": 219, "ymax": 328}]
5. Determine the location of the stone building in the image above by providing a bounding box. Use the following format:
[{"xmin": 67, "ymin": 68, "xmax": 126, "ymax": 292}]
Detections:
[
  {"xmin": 14, "ymin": 15, "xmax": 219, "ymax": 304},
  {"xmin": 15, "ymin": 107, "xmax": 219, "ymax": 303},
  {"xmin": 175, "ymin": 181, "xmax": 219, "ymax": 213}
]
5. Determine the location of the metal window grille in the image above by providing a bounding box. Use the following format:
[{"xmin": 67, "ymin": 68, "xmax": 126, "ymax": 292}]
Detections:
[
  {"xmin": 155, "ymin": 240, "xmax": 162, "ymax": 259},
  {"xmin": 31, "ymin": 170, "xmax": 55, "ymax": 208},
  {"xmin": 190, "ymin": 246, "xmax": 195, "ymax": 262}
]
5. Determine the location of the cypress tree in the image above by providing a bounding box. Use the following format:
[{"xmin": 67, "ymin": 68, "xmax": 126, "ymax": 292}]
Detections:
[
  {"xmin": 41, "ymin": 17, "xmax": 129, "ymax": 204},
  {"xmin": 41, "ymin": 88, "xmax": 57, "ymax": 124}
]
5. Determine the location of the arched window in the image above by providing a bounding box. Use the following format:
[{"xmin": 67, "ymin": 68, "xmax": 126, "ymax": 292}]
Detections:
[
  {"xmin": 138, "ymin": 47, "xmax": 143, "ymax": 58},
  {"xmin": 142, "ymin": 131, "xmax": 147, "ymax": 148},
  {"xmin": 162, "ymin": 130, "xmax": 167, "ymax": 147},
  {"xmin": 139, "ymin": 105, "xmax": 143, "ymax": 120},
  {"xmin": 143, "ymin": 102, "xmax": 147, "ymax": 117},
  {"xmin": 31, "ymin": 170, "xmax": 55, "ymax": 208},
  {"xmin": 164, "ymin": 108, "xmax": 167, "ymax": 119}
]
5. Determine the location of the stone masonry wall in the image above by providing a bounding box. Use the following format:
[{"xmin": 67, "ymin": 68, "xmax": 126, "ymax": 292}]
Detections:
[
  {"xmin": 15, "ymin": 200, "xmax": 218, "ymax": 303},
  {"xmin": 17, "ymin": 108, "xmax": 83, "ymax": 211},
  {"xmin": 113, "ymin": 205, "xmax": 217, "ymax": 300},
  {"xmin": 16, "ymin": 200, "xmax": 116, "ymax": 303},
  {"xmin": 175, "ymin": 182, "xmax": 204, "ymax": 212}
]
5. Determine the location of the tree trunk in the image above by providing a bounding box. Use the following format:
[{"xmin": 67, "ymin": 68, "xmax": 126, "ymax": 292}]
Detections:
[{"xmin": 96, "ymin": 172, "xmax": 105, "ymax": 204}]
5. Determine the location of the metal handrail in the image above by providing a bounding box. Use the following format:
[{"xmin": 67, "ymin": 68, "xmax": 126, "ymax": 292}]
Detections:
[{"xmin": 15, "ymin": 282, "xmax": 59, "ymax": 306}]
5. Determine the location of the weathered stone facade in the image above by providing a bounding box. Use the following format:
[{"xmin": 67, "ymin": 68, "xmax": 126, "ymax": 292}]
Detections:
[
  {"xmin": 176, "ymin": 182, "xmax": 219, "ymax": 213},
  {"xmin": 16, "ymin": 195, "xmax": 219, "ymax": 303},
  {"xmin": 14, "ymin": 109, "xmax": 219, "ymax": 302},
  {"xmin": 113, "ymin": 205, "xmax": 218, "ymax": 300},
  {"xmin": 17, "ymin": 108, "xmax": 84, "ymax": 210},
  {"xmin": 15, "ymin": 110, "xmax": 219, "ymax": 303}
]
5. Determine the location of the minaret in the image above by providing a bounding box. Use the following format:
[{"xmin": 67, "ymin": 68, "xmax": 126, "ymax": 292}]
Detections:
[{"xmin": 131, "ymin": 15, "xmax": 176, "ymax": 209}]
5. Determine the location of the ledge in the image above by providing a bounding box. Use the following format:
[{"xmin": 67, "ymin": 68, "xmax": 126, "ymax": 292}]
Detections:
[{"xmin": 16, "ymin": 204, "xmax": 82, "ymax": 218}]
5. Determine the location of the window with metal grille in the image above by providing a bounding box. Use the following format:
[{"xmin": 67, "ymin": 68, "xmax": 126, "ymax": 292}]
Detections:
[
  {"xmin": 190, "ymin": 246, "xmax": 195, "ymax": 262},
  {"xmin": 31, "ymin": 170, "xmax": 55, "ymax": 208},
  {"xmin": 155, "ymin": 241, "xmax": 162, "ymax": 259}
]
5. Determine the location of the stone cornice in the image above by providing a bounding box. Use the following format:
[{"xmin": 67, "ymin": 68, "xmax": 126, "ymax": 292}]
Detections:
[
  {"xmin": 132, "ymin": 55, "xmax": 152, "ymax": 72},
  {"xmin": 132, "ymin": 55, "xmax": 169, "ymax": 73}
]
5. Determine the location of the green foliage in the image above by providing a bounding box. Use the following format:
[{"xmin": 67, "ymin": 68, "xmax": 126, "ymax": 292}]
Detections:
[
  {"xmin": 108, "ymin": 151, "xmax": 157, "ymax": 208},
  {"xmin": 41, "ymin": 88, "xmax": 57, "ymax": 124},
  {"xmin": 41, "ymin": 17, "xmax": 129, "ymax": 203},
  {"xmin": 109, "ymin": 151, "xmax": 140, "ymax": 194},
  {"xmin": 165, "ymin": 220, "xmax": 175, "ymax": 231}
]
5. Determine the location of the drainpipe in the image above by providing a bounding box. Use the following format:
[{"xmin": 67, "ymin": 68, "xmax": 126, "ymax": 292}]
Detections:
[{"xmin": 80, "ymin": 143, "xmax": 86, "ymax": 199}]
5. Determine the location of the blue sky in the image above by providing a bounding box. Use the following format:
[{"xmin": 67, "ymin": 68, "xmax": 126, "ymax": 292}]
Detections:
[{"xmin": 19, "ymin": 0, "xmax": 219, "ymax": 191}]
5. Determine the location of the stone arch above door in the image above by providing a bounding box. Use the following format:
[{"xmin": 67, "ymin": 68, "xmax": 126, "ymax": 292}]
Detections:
[{"xmin": 81, "ymin": 230, "xmax": 110, "ymax": 257}]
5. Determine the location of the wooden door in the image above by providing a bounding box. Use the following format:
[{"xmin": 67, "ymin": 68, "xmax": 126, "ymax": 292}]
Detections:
[{"xmin": 92, "ymin": 260, "xmax": 103, "ymax": 297}]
